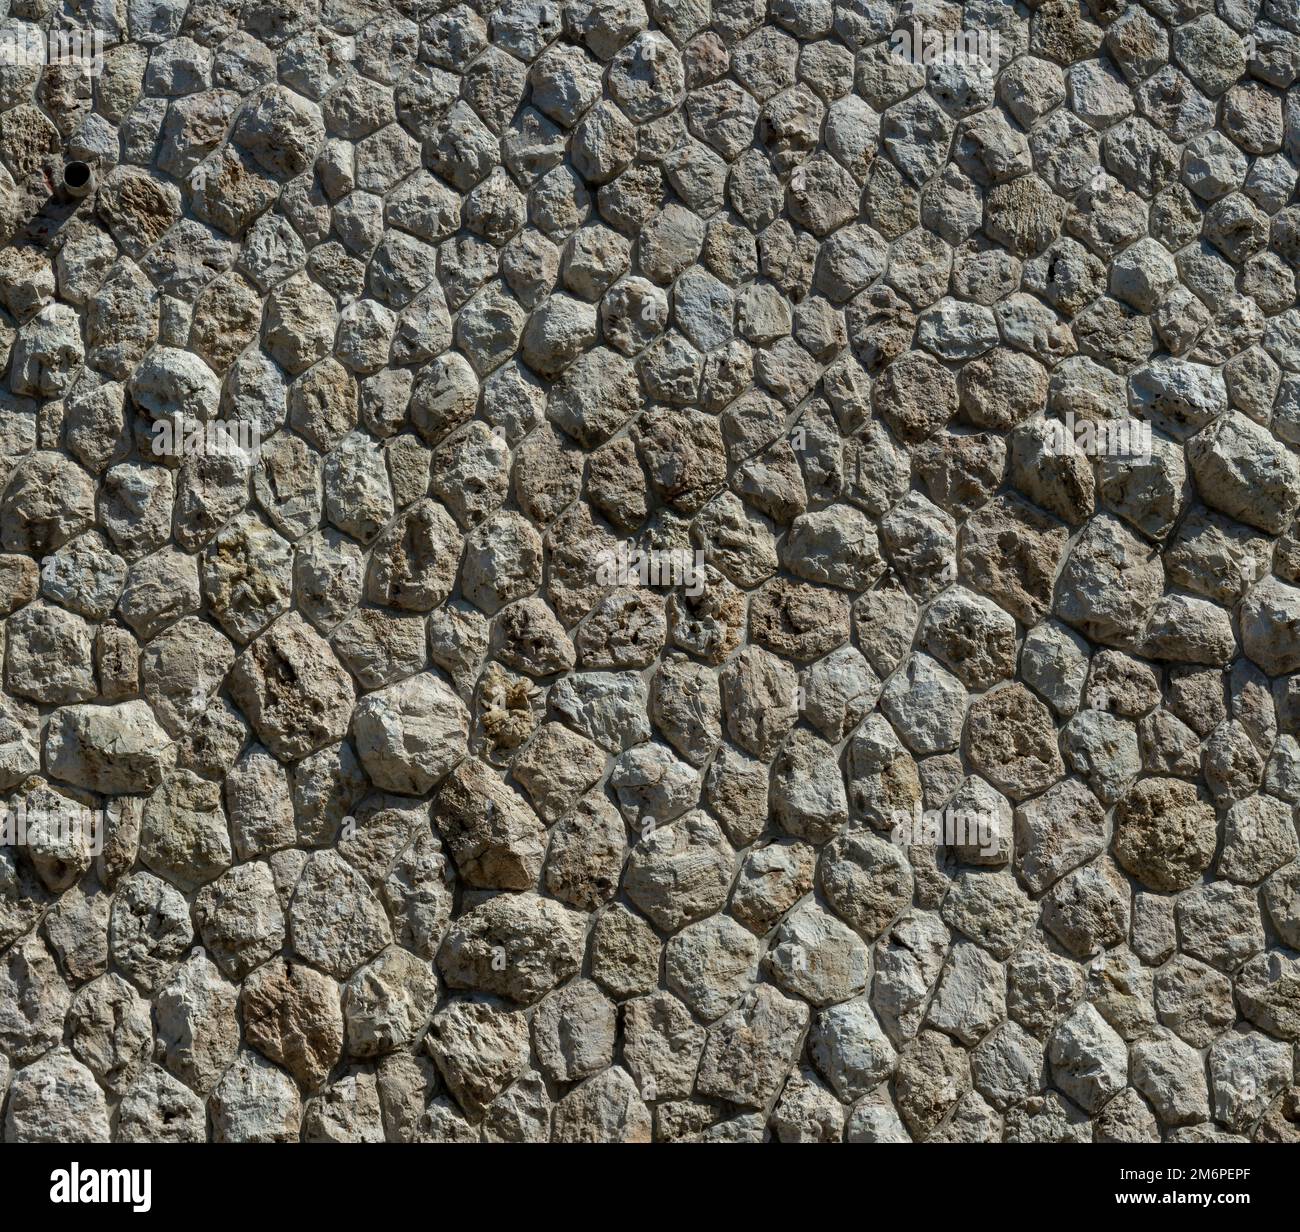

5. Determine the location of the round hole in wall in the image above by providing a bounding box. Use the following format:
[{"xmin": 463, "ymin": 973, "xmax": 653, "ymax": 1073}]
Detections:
[{"xmin": 63, "ymin": 161, "xmax": 92, "ymax": 191}]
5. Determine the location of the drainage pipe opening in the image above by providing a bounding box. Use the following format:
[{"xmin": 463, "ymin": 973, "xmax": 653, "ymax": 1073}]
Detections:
[{"xmin": 63, "ymin": 161, "xmax": 94, "ymax": 197}]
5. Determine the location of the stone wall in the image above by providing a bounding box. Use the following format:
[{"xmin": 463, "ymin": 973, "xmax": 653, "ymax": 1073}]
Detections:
[{"xmin": 1, "ymin": 0, "xmax": 1299, "ymax": 1143}]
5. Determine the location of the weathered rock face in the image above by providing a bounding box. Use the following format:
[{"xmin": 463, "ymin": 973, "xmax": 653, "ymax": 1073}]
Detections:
[
  {"xmin": 241, "ymin": 959, "xmax": 344, "ymax": 1091},
  {"xmin": 438, "ymin": 893, "xmax": 586, "ymax": 1006},
  {"xmin": 432, "ymin": 756, "xmax": 544, "ymax": 889},
  {"xmin": 352, "ymin": 673, "xmax": 468, "ymax": 795},
  {"xmin": 4, "ymin": 0, "xmax": 1299, "ymax": 1146},
  {"xmin": 44, "ymin": 701, "xmax": 171, "ymax": 793},
  {"xmin": 288, "ymin": 852, "xmax": 392, "ymax": 980},
  {"xmin": 1114, "ymin": 777, "xmax": 1218, "ymax": 892},
  {"xmin": 229, "ymin": 613, "xmax": 356, "ymax": 762}
]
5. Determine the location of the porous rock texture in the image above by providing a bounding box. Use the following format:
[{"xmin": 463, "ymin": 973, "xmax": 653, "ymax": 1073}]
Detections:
[{"xmin": 1, "ymin": 0, "xmax": 1300, "ymax": 1145}]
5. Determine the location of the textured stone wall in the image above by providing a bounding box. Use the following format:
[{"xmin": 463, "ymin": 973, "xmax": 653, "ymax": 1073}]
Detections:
[{"xmin": 1, "ymin": 0, "xmax": 1299, "ymax": 1144}]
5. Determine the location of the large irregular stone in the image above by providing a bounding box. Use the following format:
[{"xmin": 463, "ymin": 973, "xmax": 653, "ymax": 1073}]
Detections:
[
  {"xmin": 352, "ymin": 673, "xmax": 469, "ymax": 794},
  {"xmin": 0, "ymin": 933, "xmax": 71, "ymax": 1063},
  {"xmin": 552, "ymin": 1067, "xmax": 652, "ymax": 1143},
  {"xmin": 193, "ymin": 861, "xmax": 285, "ymax": 980},
  {"xmin": 1114, "ymin": 777, "xmax": 1218, "ymax": 892},
  {"xmin": 1055, "ymin": 515, "xmax": 1164, "ymax": 647},
  {"xmin": 109, "ymin": 871, "xmax": 193, "ymax": 995},
  {"xmin": 696, "ymin": 985, "xmax": 811, "ymax": 1110},
  {"xmin": 1188, "ymin": 411, "xmax": 1300, "ymax": 534},
  {"xmin": 139, "ymin": 770, "xmax": 233, "ymax": 892},
  {"xmin": 1131, "ymin": 1032, "xmax": 1211, "ymax": 1127},
  {"xmin": 4, "ymin": 1049, "xmax": 111, "ymax": 1143},
  {"xmin": 427, "ymin": 998, "xmax": 531, "ymax": 1119},
  {"xmin": 623, "ymin": 811, "xmax": 735, "ymax": 932},
  {"xmin": 433, "ymin": 756, "xmax": 545, "ymax": 890},
  {"xmin": 963, "ymin": 685, "xmax": 1064, "ymax": 801},
  {"xmin": 1236, "ymin": 951, "xmax": 1300, "ymax": 1042},
  {"xmin": 155, "ymin": 952, "xmax": 240, "ymax": 1095},
  {"xmin": 44, "ymin": 701, "xmax": 170, "ymax": 794},
  {"xmin": 818, "ymin": 830, "xmax": 913, "ymax": 940},
  {"xmin": 531, "ymin": 978, "xmax": 618, "ymax": 1083},
  {"xmin": 766, "ymin": 902, "xmax": 872, "ymax": 1008},
  {"xmin": 438, "ymin": 893, "xmax": 585, "ymax": 1005},
  {"xmin": 241, "ymin": 958, "xmax": 344, "ymax": 1090},
  {"xmin": 1014, "ymin": 779, "xmax": 1107, "ymax": 894},
  {"xmin": 229, "ymin": 613, "xmax": 356, "ymax": 762},
  {"xmin": 116, "ymin": 1067, "xmax": 207, "ymax": 1143},
  {"xmin": 210, "ymin": 1051, "xmax": 303, "ymax": 1143},
  {"xmin": 289, "ymin": 851, "xmax": 393, "ymax": 979},
  {"xmin": 344, "ymin": 946, "xmax": 439, "ymax": 1059},
  {"xmin": 1046, "ymin": 1002, "xmax": 1127, "ymax": 1113}
]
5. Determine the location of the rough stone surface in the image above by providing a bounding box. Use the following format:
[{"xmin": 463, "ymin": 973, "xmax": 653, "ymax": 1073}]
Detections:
[{"xmin": 2, "ymin": 0, "xmax": 1298, "ymax": 1146}]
